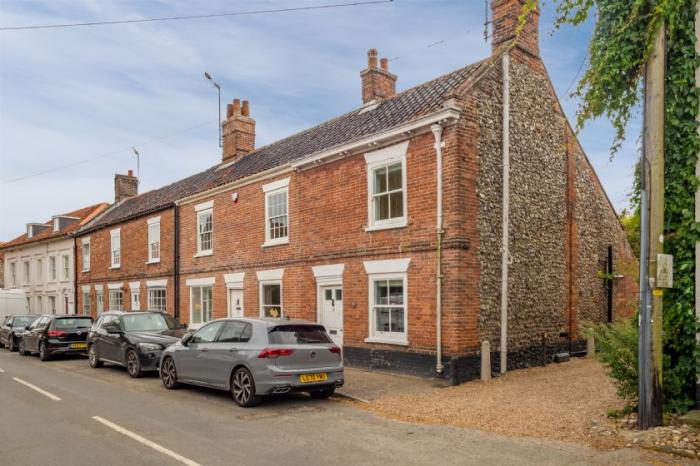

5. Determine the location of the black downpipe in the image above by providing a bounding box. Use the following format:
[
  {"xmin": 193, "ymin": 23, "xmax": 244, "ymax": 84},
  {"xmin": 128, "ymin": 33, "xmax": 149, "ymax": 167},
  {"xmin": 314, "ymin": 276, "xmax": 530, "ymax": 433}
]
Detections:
[
  {"xmin": 73, "ymin": 237, "xmax": 78, "ymax": 315},
  {"xmin": 173, "ymin": 203, "xmax": 180, "ymax": 321},
  {"xmin": 606, "ymin": 246, "xmax": 614, "ymax": 323}
]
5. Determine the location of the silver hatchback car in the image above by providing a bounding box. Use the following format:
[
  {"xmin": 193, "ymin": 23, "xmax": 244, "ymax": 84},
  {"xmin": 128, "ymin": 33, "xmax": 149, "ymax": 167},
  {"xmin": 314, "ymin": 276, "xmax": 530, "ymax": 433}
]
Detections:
[{"xmin": 159, "ymin": 318, "xmax": 344, "ymax": 407}]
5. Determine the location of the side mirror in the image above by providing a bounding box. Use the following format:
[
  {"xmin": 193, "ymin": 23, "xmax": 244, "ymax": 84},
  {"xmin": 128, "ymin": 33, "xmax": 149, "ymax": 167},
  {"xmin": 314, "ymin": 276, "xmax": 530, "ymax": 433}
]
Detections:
[{"xmin": 181, "ymin": 332, "xmax": 193, "ymax": 346}]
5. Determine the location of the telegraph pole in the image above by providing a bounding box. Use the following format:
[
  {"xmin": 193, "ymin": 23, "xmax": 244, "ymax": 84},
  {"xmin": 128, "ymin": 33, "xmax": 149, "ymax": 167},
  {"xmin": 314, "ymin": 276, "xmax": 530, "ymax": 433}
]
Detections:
[{"xmin": 639, "ymin": 18, "xmax": 665, "ymax": 429}]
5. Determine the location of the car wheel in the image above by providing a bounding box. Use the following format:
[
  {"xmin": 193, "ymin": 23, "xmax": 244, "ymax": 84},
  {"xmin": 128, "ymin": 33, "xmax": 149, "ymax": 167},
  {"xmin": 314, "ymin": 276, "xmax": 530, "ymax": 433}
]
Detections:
[
  {"xmin": 160, "ymin": 357, "xmax": 179, "ymax": 389},
  {"xmin": 7, "ymin": 335, "xmax": 16, "ymax": 352},
  {"xmin": 39, "ymin": 341, "xmax": 51, "ymax": 361},
  {"xmin": 231, "ymin": 367, "xmax": 261, "ymax": 408},
  {"xmin": 126, "ymin": 349, "xmax": 142, "ymax": 378},
  {"xmin": 88, "ymin": 345, "xmax": 103, "ymax": 368},
  {"xmin": 0, "ymin": 339, "xmax": 5, "ymax": 349},
  {"xmin": 309, "ymin": 387, "xmax": 335, "ymax": 399},
  {"xmin": 18, "ymin": 339, "xmax": 28, "ymax": 356}
]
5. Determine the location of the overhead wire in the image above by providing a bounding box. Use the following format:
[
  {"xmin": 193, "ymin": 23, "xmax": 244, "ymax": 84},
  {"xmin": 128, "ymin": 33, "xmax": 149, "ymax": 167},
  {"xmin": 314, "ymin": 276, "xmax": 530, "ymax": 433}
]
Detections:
[{"xmin": 0, "ymin": 0, "xmax": 393, "ymax": 31}]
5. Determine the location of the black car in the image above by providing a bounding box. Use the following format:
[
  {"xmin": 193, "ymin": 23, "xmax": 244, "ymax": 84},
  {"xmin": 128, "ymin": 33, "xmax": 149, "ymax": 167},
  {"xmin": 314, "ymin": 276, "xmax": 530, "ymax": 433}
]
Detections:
[
  {"xmin": 19, "ymin": 315, "xmax": 94, "ymax": 361},
  {"xmin": 0, "ymin": 315, "xmax": 39, "ymax": 351},
  {"xmin": 87, "ymin": 311, "xmax": 187, "ymax": 378}
]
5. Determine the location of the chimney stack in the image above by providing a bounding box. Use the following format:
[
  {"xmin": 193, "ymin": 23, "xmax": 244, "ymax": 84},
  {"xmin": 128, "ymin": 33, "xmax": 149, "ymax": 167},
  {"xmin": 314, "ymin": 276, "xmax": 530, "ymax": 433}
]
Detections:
[
  {"xmin": 221, "ymin": 98, "xmax": 256, "ymax": 163},
  {"xmin": 360, "ymin": 49, "xmax": 397, "ymax": 104},
  {"xmin": 114, "ymin": 170, "xmax": 138, "ymax": 203},
  {"xmin": 492, "ymin": 0, "xmax": 539, "ymax": 57}
]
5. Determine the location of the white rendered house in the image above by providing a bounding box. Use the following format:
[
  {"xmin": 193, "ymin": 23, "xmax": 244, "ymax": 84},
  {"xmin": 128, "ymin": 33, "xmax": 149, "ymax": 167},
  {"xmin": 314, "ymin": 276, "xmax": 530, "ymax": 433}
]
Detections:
[{"xmin": 1, "ymin": 203, "xmax": 108, "ymax": 315}]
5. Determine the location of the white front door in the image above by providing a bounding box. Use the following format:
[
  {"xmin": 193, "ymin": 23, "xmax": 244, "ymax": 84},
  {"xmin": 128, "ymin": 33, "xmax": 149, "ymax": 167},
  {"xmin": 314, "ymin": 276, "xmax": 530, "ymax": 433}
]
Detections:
[
  {"xmin": 228, "ymin": 289, "xmax": 244, "ymax": 318},
  {"xmin": 320, "ymin": 286, "xmax": 343, "ymax": 346}
]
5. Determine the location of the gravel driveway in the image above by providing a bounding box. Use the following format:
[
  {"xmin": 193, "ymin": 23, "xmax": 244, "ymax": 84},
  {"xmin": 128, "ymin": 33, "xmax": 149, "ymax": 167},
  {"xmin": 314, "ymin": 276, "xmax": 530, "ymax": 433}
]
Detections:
[{"xmin": 363, "ymin": 357, "xmax": 626, "ymax": 445}]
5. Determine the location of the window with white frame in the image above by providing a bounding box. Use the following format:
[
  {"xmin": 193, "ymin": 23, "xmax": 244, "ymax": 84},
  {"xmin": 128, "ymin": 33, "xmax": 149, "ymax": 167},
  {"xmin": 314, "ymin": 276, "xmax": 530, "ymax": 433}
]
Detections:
[
  {"xmin": 82, "ymin": 238, "xmax": 90, "ymax": 271},
  {"xmin": 364, "ymin": 258, "xmax": 410, "ymax": 344},
  {"xmin": 48, "ymin": 256, "xmax": 56, "ymax": 281},
  {"xmin": 148, "ymin": 287, "xmax": 167, "ymax": 311},
  {"xmin": 365, "ymin": 141, "xmax": 408, "ymax": 230},
  {"xmin": 260, "ymin": 283, "xmax": 282, "ymax": 318},
  {"xmin": 9, "ymin": 262, "xmax": 16, "ymax": 286},
  {"xmin": 82, "ymin": 290, "xmax": 91, "ymax": 314},
  {"xmin": 147, "ymin": 217, "xmax": 161, "ymax": 262},
  {"xmin": 263, "ymin": 178, "xmax": 289, "ymax": 246},
  {"xmin": 370, "ymin": 278, "xmax": 406, "ymax": 339},
  {"xmin": 36, "ymin": 258, "xmax": 42, "ymax": 281},
  {"xmin": 190, "ymin": 286, "xmax": 213, "ymax": 325},
  {"xmin": 96, "ymin": 289, "xmax": 104, "ymax": 315},
  {"xmin": 110, "ymin": 228, "xmax": 121, "ymax": 268},
  {"xmin": 109, "ymin": 289, "xmax": 123, "ymax": 311},
  {"xmin": 48, "ymin": 295, "xmax": 56, "ymax": 314},
  {"xmin": 23, "ymin": 261, "xmax": 30, "ymax": 284},
  {"xmin": 195, "ymin": 202, "xmax": 213, "ymax": 255},
  {"xmin": 62, "ymin": 255, "xmax": 70, "ymax": 280},
  {"xmin": 131, "ymin": 288, "xmax": 140, "ymax": 311}
]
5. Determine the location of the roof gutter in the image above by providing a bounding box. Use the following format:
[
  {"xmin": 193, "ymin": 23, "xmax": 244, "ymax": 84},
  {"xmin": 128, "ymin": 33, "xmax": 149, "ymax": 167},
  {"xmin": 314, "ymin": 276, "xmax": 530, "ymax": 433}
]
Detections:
[{"xmin": 176, "ymin": 105, "xmax": 462, "ymax": 206}]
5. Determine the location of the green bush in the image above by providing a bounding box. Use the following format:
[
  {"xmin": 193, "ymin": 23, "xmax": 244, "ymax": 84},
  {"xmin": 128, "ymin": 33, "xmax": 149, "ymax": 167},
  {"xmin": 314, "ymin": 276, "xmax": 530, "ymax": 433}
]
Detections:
[{"xmin": 585, "ymin": 319, "xmax": 639, "ymax": 408}]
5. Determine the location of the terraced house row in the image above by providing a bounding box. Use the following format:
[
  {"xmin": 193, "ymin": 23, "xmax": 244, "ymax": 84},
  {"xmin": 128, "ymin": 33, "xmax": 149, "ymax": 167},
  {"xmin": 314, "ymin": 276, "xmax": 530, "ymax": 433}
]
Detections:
[{"xmin": 2, "ymin": 0, "xmax": 638, "ymax": 383}]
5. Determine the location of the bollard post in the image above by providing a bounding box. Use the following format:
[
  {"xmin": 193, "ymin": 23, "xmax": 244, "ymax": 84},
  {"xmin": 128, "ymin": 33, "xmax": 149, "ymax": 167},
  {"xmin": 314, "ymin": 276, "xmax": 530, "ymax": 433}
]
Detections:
[
  {"xmin": 481, "ymin": 340, "xmax": 491, "ymax": 381},
  {"xmin": 587, "ymin": 335, "xmax": 595, "ymax": 358}
]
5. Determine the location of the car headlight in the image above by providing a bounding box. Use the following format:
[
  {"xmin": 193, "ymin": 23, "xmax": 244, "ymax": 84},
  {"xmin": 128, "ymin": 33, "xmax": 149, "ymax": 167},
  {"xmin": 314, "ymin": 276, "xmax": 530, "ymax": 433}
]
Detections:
[{"xmin": 138, "ymin": 343, "xmax": 163, "ymax": 352}]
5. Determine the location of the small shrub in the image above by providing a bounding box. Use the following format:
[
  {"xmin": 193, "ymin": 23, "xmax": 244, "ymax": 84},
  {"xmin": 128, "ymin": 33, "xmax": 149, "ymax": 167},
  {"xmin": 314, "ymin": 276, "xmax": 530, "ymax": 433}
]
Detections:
[{"xmin": 584, "ymin": 319, "xmax": 639, "ymax": 409}]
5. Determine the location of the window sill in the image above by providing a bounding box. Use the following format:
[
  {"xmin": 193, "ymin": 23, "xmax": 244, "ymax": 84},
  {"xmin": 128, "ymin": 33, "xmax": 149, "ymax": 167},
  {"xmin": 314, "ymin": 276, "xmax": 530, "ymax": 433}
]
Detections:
[
  {"xmin": 82, "ymin": 269, "xmax": 90, "ymax": 273},
  {"xmin": 364, "ymin": 219, "xmax": 408, "ymax": 232},
  {"xmin": 109, "ymin": 265, "xmax": 120, "ymax": 270},
  {"xmin": 364, "ymin": 336, "xmax": 409, "ymax": 346},
  {"xmin": 145, "ymin": 259, "xmax": 161, "ymax": 265},
  {"xmin": 262, "ymin": 238, "xmax": 289, "ymax": 248},
  {"xmin": 194, "ymin": 251, "xmax": 213, "ymax": 258}
]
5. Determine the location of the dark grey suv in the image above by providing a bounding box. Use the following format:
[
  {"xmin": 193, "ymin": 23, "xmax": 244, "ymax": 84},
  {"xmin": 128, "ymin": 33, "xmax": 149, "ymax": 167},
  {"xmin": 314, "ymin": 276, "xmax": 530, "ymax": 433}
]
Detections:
[{"xmin": 160, "ymin": 318, "xmax": 344, "ymax": 407}]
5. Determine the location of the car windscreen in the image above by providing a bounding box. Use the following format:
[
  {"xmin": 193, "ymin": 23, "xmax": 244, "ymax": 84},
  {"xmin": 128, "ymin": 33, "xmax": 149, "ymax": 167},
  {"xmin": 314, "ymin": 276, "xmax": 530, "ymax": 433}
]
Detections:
[
  {"xmin": 52, "ymin": 317, "xmax": 93, "ymax": 330},
  {"xmin": 121, "ymin": 313, "xmax": 174, "ymax": 333},
  {"xmin": 12, "ymin": 316, "xmax": 36, "ymax": 328},
  {"xmin": 268, "ymin": 325, "xmax": 332, "ymax": 345}
]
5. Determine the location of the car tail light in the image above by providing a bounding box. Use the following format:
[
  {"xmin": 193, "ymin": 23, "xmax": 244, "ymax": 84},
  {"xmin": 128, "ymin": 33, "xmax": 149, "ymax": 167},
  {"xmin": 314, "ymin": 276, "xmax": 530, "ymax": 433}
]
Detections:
[
  {"xmin": 329, "ymin": 346, "xmax": 341, "ymax": 354},
  {"xmin": 47, "ymin": 330, "xmax": 66, "ymax": 337},
  {"xmin": 257, "ymin": 348, "xmax": 295, "ymax": 359}
]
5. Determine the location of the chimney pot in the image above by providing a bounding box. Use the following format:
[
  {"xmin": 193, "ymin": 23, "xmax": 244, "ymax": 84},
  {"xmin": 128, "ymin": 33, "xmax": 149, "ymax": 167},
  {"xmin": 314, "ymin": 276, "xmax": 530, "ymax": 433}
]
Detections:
[
  {"xmin": 367, "ymin": 48, "xmax": 378, "ymax": 69},
  {"xmin": 114, "ymin": 171, "xmax": 138, "ymax": 203},
  {"xmin": 221, "ymin": 98, "xmax": 256, "ymax": 163},
  {"xmin": 361, "ymin": 49, "xmax": 397, "ymax": 104}
]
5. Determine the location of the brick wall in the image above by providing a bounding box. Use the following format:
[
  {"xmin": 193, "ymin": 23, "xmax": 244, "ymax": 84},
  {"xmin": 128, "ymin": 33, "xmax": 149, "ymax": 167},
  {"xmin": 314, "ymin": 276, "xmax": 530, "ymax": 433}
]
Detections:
[
  {"xmin": 75, "ymin": 208, "xmax": 176, "ymax": 317},
  {"xmin": 177, "ymin": 126, "xmax": 477, "ymax": 361}
]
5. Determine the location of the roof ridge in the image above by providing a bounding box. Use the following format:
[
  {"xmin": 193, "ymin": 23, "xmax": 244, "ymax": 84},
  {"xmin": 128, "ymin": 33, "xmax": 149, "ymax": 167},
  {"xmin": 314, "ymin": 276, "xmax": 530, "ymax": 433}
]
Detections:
[{"xmin": 221, "ymin": 59, "xmax": 489, "ymax": 164}]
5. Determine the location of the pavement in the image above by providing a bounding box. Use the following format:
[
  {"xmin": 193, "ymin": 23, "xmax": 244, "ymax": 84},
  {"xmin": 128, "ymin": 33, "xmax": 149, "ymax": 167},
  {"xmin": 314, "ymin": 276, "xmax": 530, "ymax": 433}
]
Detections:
[
  {"xmin": 337, "ymin": 366, "xmax": 444, "ymax": 402},
  {"xmin": 0, "ymin": 350, "xmax": 693, "ymax": 466}
]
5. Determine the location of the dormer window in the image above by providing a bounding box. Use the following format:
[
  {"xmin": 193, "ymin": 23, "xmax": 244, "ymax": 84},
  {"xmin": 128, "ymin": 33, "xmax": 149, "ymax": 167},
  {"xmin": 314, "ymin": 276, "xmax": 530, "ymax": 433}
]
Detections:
[{"xmin": 53, "ymin": 218, "xmax": 60, "ymax": 232}]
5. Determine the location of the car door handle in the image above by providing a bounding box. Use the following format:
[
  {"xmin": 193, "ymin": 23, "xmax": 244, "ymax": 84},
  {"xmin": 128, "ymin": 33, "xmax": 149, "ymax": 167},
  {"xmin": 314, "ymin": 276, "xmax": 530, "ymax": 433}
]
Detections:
[{"xmin": 228, "ymin": 348, "xmax": 237, "ymax": 353}]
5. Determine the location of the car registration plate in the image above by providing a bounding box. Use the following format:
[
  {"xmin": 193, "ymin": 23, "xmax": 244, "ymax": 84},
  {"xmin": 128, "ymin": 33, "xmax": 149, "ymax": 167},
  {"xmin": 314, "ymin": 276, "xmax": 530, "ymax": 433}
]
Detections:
[
  {"xmin": 299, "ymin": 373, "xmax": 328, "ymax": 383},
  {"xmin": 71, "ymin": 343, "xmax": 87, "ymax": 349}
]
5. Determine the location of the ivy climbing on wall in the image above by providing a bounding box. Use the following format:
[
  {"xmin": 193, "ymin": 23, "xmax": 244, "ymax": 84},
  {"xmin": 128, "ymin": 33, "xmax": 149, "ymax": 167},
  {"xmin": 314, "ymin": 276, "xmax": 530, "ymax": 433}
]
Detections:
[{"xmin": 545, "ymin": 0, "xmax": 699, "ymax": 412}]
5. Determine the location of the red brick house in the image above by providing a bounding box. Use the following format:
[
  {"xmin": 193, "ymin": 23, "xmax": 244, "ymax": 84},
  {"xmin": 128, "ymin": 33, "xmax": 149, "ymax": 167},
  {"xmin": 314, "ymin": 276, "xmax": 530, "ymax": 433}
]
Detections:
[{"xmin": 76, "ymin": 0, "xmax": 637, "ymax": 383}]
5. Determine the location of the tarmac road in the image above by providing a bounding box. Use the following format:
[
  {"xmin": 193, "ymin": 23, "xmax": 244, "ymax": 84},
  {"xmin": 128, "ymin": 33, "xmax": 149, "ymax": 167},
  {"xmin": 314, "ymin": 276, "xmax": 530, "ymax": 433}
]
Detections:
[{"xmin": 0, "ymin": 349, "xmax": 690, "ymax": 466}]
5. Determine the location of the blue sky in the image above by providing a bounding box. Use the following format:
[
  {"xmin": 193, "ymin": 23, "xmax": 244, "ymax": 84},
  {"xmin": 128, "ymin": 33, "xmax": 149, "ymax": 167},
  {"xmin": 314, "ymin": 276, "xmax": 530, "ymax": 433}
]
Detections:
[{"xmin": 0, "ymin": 0, "xmax": 640, "ymax": 240}]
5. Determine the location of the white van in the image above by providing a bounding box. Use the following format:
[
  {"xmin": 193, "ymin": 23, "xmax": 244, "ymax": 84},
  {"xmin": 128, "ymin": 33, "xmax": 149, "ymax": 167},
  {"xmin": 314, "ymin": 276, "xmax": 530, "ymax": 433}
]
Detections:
[{"xmin": 0, "ymin": 289, "xmax": 28, "ymax": 320}]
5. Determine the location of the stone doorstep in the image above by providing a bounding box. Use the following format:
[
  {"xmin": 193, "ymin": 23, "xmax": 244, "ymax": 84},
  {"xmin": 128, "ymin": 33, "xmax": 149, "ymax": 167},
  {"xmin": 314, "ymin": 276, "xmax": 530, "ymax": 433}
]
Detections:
[{"xmin": 334, "ymin": 367, "xmax": 446, "ymax": 403}]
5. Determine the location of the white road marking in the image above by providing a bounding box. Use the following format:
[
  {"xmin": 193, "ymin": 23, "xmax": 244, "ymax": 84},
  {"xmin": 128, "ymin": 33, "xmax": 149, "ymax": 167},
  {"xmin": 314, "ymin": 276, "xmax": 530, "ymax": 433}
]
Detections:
[
  {"xmin": 12, "ymin": 377, "xmax": 61, "ymax": 401},
  {"xmin": 92, "ymin": 416, "xmax": 202, "ymax": 466},
  {"xmin": 0, "ymin": 368, "xmax": 5, "ymax": 373}
]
